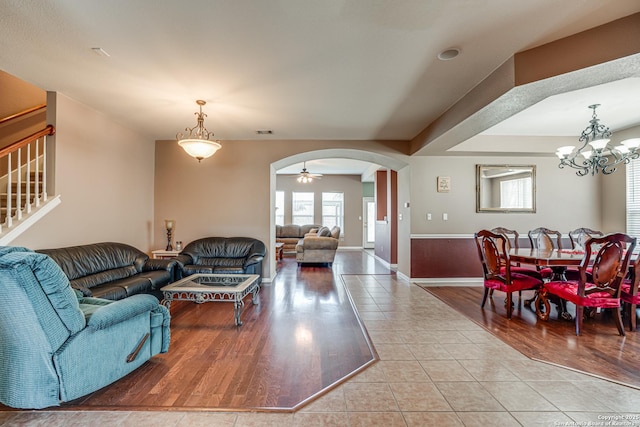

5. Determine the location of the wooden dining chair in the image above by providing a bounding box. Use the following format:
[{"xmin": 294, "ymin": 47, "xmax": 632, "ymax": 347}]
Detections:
[
  {"xmin": 491, "ymin": 227, "xmax": 542, "ymax": 281},
  {"xmin": 528, "ymin": 227, "xmax": 563, "ymax": 280},
  {"xmin": 569, "ymin": 227, "xmax": 604, "ymax": 250},
  {"xmin": 621, "ymin": 255, "xmax": 640, "ymax": 331},
  {"xmin": 538, "ymin": 233, "xmax": 636, "ymax": 336},
  {"xmin": 528, "ymin": 227, "xmax": 563, "ymax": 251},
  {"xmin": 566, "ymin": 228, "xmax": 604, "ymax": 281},
  {"xmin": 474, "ymin": 230, "xmax": 544, "ymax": 319}
]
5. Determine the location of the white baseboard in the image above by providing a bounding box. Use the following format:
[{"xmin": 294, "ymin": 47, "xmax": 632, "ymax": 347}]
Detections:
[{"xmin": 411, "ymin": 277, "xmax": 483, "ymax": 286}]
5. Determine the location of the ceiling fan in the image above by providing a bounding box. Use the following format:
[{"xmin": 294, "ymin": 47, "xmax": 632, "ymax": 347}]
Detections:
[{"xmin": 297, "ymin": 161, "xmax": 322, "ymax": 183}]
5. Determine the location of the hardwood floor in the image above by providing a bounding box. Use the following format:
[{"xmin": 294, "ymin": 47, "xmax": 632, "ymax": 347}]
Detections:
[
  {"xmin": 425, "ymin": 286, "xmax": 640, "ymax": 389},
  {"xmin": 56, "ymin": 252, "xmax": 383, "ymax": 412}
]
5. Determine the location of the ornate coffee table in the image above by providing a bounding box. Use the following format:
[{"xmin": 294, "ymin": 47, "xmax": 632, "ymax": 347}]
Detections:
[{"xmin": 160, "ymin": 274, "xmax": 260, "ymax": 326}]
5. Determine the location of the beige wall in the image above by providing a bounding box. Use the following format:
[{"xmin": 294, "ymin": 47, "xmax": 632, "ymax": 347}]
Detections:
[
  {"xmin": 397, "ymin": 166, "xmax": 412, "ymax": 274},
  {"xmin": 0, "ymin": 69, "xmax": 45, "ymax": 119},
  {"xmin": 0, "ymin": 69, "xmax": 46, "ymax": 148},
  {"xmin": 275, "ymin": 174, "xmax": 364, "ymax": 247},
  {"xmin": 12, "ymin": 93, "xmax": 156, "ymax": 251},
  {"xmin": 602, "ymin": 124, "xmax": 640, "ymax": 233},
  {"xmin": 154, "ymin": 139, "xmax": 408, "ymax": 280},
  {"xmin": 409, "ymin": 155, "xmax": 601, "ymax": 235}
]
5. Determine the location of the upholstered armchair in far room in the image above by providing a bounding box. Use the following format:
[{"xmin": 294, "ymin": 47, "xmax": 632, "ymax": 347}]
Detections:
[
  {"xmin": 296, "ymin": 226, "xmax": 340, "ymax": 267},
  {"xmin": 0, "ymin": 246, "xmax": 170, "ymax": 409}
]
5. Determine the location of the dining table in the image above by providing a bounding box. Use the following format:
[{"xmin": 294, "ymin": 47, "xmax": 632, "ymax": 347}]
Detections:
[
  {"xmin": 508, "ymin": 247, "xmax": 586, "ymax": 320},
  {"xmin": 509, "ymin": 247, "xmax": 585, "ymax": 281}
]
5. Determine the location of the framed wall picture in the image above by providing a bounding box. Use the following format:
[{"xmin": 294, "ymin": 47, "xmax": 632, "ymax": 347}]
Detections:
[{"xmin": 437, "ymin": 176, "xmax": 451, "ymax": 193}]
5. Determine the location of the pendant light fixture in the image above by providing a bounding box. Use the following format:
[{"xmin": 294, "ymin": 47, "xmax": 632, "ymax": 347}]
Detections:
[{"xmin": 176, "ymin": 100, "xmax": 222, "ymax": 162}]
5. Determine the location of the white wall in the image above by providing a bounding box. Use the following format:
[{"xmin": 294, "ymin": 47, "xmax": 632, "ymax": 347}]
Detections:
[{"xmin": 12, "ymin": 93, "xmax": 156, "ymax": 250}]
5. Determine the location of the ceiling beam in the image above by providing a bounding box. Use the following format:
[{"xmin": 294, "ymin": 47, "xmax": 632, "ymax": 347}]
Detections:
[{"xmin": 410, "ymin": 12, "xmax": 640, "ymax": 156}]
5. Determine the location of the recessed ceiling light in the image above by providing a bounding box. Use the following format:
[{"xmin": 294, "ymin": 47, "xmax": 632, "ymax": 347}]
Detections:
[
  {"xmin": 437, "ymin": 48, "xmax": 460, "ymax": 61},
  {"xmin": 91, "ymin": 47, "xmax": 110, "ymax": 57},
  {"xmin": 256, "ymin": 130, "xmax": 273, "ymax": 135}
]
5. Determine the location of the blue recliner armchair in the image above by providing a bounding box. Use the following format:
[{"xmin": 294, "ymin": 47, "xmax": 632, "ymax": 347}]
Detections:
[{"xmin": 0, "ymin": 246, "xmax": 171, "ymax": 409}]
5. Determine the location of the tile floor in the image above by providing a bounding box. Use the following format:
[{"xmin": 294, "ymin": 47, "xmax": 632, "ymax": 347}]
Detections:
[{"xmin": 3, "ymin": 274, "xmax": 640, "ymax": 426}]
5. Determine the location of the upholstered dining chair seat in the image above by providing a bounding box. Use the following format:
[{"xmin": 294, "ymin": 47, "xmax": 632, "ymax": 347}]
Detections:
[
  {"xmin": 620, "ymin": 281, "xmax": 640, "ymax": 304},
  {"xmin": 538, "ymin": 267, "xmax": 554, "ymax": 280},
  {"xmin": 621, "ymin": 282, "xmax": 640, "ymax": 304},
  {"xmin": 499, "ymin": 266, "xmax": 543, "ymax": 281},
  {"xmin": 621, "ymin": 275, "xmax": 640, "ymax": 330},
  {"xmin": 485, "ymin": 273, "xmax": 543, "ymax": 293},
  {"xmin": 545, "ymin": 281, "xmax": 622, "ymax": 309}
]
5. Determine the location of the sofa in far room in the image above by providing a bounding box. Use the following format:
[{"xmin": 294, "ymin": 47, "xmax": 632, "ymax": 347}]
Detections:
[
  {"xmin": 276, "ymin": 224, "xmax": 321, "ymax": 253},
  {"xmin": 37, "ymin": 242, "xmax": 177, "ymax": 301},
  {"xmin": 296, "ymin": 225, "xmax": 341, "ymax": 267}
]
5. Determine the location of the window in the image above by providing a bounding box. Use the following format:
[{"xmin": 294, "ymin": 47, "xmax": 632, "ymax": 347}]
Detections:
[
  {"xmin": 500, "ymin": 177, "xmax": 532, "ymax": 209},
  {"xmin": 322, "ymin": 192, "xmax": 344, "ymax": 235},
  {"xmin": 275, "ymin": 191, "xmax": 285, "ymax": 226},
  {"xmin": 627, "ymin": 158, "xmax": 640, "ymax": 239},
  {"xmin": 292, "ymin": 192, "xmax": 314, "ymax": 225}
]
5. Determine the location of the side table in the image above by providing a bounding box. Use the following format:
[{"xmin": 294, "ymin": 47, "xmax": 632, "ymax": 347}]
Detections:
[
  {"xmin": 275, "ymin": 242, "xmax": 284, "ymax": 261},
  {"xmin": 152, "ymin": 249, "xmax": 181, "ymax": 259}
]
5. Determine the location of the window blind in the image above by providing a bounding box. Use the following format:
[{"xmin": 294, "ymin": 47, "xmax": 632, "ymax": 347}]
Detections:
[
  {"xmin": 627, "ymin": 158, "xmax": 640, "ymax": 239},
  {"xmin": 292, "ymin": 192, "xmax": 314, "ymax": 226},
  {"xmin": 500, "ymin": 177, "xmax": 532, "ymax": 209}
]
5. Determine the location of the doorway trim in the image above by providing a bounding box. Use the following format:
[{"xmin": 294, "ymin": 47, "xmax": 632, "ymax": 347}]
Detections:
[{"xmin": 270, "ymin": 149, "xmax": 408, "ymax": 281}]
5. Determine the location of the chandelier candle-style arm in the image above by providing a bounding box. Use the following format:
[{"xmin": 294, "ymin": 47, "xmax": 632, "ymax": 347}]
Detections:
[
  {"xmin": 556, "ymin": 104, "xmax": 640, "ymax": 176},
  {"xmin": 176, "ymin": 100, "xmax": 222, "ymax": 162}
]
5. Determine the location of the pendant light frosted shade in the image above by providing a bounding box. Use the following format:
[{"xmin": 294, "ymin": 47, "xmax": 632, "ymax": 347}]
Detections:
[
  {"xmin": 176, "ymin": 100, "xmax": 222, "ymax": 162},
  {"xmin": 177, "ymin": 139, "xmax": 221, "ymax": 161}
]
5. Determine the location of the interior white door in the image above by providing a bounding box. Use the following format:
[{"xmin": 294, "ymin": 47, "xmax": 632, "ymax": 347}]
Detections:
[{"xmin": 362, "ymin": 197, "xmax": 375, "ymax": 249}]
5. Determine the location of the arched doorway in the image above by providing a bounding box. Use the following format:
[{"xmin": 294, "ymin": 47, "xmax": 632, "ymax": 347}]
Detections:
[{"xmin": 270, "ymin": 149, "xmax": 409, "ymax": 279}]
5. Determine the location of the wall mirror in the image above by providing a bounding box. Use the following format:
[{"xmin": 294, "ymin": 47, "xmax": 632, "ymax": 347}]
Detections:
[{"xmin": 476, "ymin": 164, "xmax": 536, "ymax": 213}]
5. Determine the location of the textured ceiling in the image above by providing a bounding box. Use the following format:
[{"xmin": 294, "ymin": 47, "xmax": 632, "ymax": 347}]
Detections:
[{"xmin": 1, "ymin": 0, "xmax": 640, "ymax": 149}]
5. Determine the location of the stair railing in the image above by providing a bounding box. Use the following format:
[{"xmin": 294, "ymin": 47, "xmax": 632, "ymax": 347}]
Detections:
[{"xmin": 0, "ymin": 125, "xmax": 55, "ymax": 233}]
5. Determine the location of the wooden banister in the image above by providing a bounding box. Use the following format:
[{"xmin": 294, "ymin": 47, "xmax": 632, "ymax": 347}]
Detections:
[
  {"xmin": 0, "ymin": 104, "xmax": 46, "ymax": 126},
  {"xmin": 0, "ymin": 125, "xmax": 55, "ymax": 158}
]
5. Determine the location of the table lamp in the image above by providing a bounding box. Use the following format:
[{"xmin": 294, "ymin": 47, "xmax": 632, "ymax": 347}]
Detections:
[{"xmin": 165, "ymin": 219, "xmax": 175, "ymax": 251}]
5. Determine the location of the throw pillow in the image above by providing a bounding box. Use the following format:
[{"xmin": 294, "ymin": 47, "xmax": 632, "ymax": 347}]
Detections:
[
  {"xmin": 317, "ymin": 227, "xmax": 331, "ymax": 237},
  {"xmin": 330, "ymin": 226, "xmax": 340, "ymax": 239}
]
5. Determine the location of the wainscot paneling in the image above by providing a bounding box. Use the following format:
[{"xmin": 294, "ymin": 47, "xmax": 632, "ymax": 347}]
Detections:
[{"xmin": 410, "ymin": 235, "xmax": 480, "ymax": 279}]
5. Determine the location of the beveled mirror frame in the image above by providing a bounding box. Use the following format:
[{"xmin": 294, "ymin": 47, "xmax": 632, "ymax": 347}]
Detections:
[{"xmin": 476, "ymin": 164, "xmax": 536, "ymax": 213}]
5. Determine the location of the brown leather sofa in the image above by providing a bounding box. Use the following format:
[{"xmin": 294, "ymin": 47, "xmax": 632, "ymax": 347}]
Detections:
[
  {"xmin": 296, "ymin": 226, "xmax": 340, "ymax": 266},
  {"xmin": 276, "ymin": 224, "xmax": 321, "ymax": 253},
  {"xmin": 37, "ymin": 242, "xmax": 177, "ymax": 300}
]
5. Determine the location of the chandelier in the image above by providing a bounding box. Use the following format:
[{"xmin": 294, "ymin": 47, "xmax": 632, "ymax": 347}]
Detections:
[
  {"xmin": 556, "ymin": 104, "xmax": 640, "ymax": 176},
  {"xmin": 176, "ymin": 100, "xmax": 222, "ymax": 162}
]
